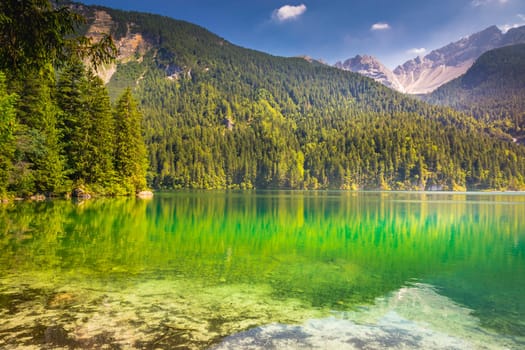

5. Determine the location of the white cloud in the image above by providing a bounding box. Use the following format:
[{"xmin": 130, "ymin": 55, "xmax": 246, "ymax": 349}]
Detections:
[
  {"xmin": 407, "ymin": 48, "xmax": 427, "ymax": 56},
  {"xmin": 371, "ymin": 22, "xmax": 391, "ymax": 31},
  {"xmin": 272, "ymin": 4, "xmax": 307, "ymax": 22},
  {"xmin": 472, "ymin": 0, "xmax": 509, "ymax": 7},
  {"xmin": 499, "ymin": 13, "xmax": 525, "ymax": 33},
  {"xmin": 500, "ymin": 23, "xmax": 520, "ymax": 33}
]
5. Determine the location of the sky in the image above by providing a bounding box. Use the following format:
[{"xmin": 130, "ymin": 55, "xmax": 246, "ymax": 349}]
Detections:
[{"xmin": 81, "ymin": 0, "xmax": 525, "ymax": 69}]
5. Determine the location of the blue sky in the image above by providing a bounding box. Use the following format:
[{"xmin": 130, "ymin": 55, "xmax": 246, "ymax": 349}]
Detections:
[{"xmin": 82, "ymin": 0, "xmax": 525, "ymax": 68}]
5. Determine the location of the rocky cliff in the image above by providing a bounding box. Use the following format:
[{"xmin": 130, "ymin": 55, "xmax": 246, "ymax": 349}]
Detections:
[
  {"xmin": 335, "ymin": 55, "xmax": 405, "ymax": 92},
  {"xmin": 336, "ymin": 25, "xmax": 525, "ymax": 94}
]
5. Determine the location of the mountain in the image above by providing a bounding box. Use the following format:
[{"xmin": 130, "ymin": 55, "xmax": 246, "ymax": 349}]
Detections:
[
  {"xmin": 394, "ymin": 25, "xmax": 506, "ymax": 94},
  {"xmin": 334, "ymin": 55, "xmax": 404, "ymax": 92},
  {"xmin": 71, "ymin": 3, "xmax": 525, "ymax": 191},
  {"xmin": 423, "ymin": 43, "xmax": 525, "ymax": 141},
  {"xmin": 336, "ymin": 25, "xmax": 525, "ymax": 94}
]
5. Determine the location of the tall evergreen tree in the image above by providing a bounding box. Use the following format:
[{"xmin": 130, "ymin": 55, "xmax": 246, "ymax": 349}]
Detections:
[
  {"xmin": 57, "ymin": 60, "xmax": 115, "ymax": 190},
  {"xmin": 0, "ymin": 72, "xmax": 17, "ymax": 197},
  {"xmin": 0, "ymin": 0, "xmax": 116, "ymax": 197},
  {"xmin": 84, "ymin": 70, "xmax": 116, "ymax": 189},
  {"xmin": 114, "ymin": 88, "xmax": 148, "ymax": 193},
  {"xmin": 10, "ymin": 67, "xmax": 66, "ymax": 195}
]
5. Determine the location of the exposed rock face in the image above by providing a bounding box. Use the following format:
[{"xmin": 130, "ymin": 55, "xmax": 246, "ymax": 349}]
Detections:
[
  {"xmin": 335, "ymin": 55, "xmax": 405, "ymax": 92},
  {"xmin": 500, "ymin": 25, "xmax": 525, "ymax": 46},
  {"xmin": 393, "ymin": 26, "xmax": 504, "ymax": 94},
  {"xmin": 393, "ymin": 59, "xmax": 475, "ymax": 95},
  {"xmin": 335, "ymin": 25, "xmax": 525, "ymax": 94},
  {"xmin": 86, "ymin": 10, "xmax": 113, "ymax": 42},
  {"xmin": 83, "ymin": 9, "xmax": 152, "ymax": 83}
]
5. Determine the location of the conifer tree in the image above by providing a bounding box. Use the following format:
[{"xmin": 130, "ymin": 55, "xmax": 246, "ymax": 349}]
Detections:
[
  {"xmin": 11, "ymin": 68, "xmax": 66, "ymax": 195},
  {"xmin": 0, "ymin": 72, "xmax": 17, "ymax": 197},
  {"xmin": 0, "ymin": 0, "xmax": 116, "ymax": 197},
  {"xmin": 0, "ymin": 0, "xmax": 116, "ymax": 78},
  {"xmin": 57, "ymin": 60, "xmax": 115, "ymax": 190},
  {"xmin": 114, "ymin": 88, "xmax": 148, "ymax": 193}
]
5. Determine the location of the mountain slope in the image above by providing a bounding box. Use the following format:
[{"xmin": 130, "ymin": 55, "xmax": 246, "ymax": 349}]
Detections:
[
  {"xmin": 423, "ymin": 44, "xmax": 525, "ymax": 140},
  {"xmin": 336, "ymin": 25, "xmax": 525, "ymax": 94},
  {"xmin": 394, "ymin": 25, "xmax": 507, "ymax": 94},
  {"xmin": 75, "ymin": 3, "xmax": 525, "ymax": 191}
]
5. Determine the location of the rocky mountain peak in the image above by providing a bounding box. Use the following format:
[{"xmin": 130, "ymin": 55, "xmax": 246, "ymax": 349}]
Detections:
[
  {"xmin": 335, "ymin": 55, "xmax": 405, "ymax": 92},
  {"xmin": 335, "ymin": 25, "xmax": 525, "ymax": 94},
  {"xmin": 336, "ymin": 55, "xmax": 380, "ymax": 70},
  {"xmin": 391, "ymin": 25, "xmax": 508, "ymax": 94},
  {"xmin": 501, "ymin": 25, "xmax": 525, "ymax": 45}
]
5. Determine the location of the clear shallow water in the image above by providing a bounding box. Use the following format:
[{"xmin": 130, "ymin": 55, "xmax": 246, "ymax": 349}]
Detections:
[{"xmin": 0, "ymin": 191, "xmax": 524, "ymax": 349}]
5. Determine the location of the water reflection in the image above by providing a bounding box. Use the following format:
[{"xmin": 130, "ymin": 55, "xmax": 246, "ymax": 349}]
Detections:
[{"xmin": 0, "ymin": 191, "xmax": 524, "ymax": 348}]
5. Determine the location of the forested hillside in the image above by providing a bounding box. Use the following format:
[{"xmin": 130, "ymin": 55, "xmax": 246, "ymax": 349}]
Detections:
[
  {"xmin": 0, "ymin": 0, "xmax": 147, "ymax": 199},
  {"xmin": 423, "ymin": 44, "xmax": 525, "ymax": 140},
  {"xmin": 1, "ymin": 1, "xmax": 525, "ymax": 199},
  {"xmin": 86, "ymin": 5, "xmax": 525, "ymax": 191}
]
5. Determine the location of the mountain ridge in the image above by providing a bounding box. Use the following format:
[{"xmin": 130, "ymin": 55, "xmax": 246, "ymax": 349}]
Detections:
[
  {"xmin": 70, "ymin": 2, "xmax": 525, "ymax": 191},
  {"xmin": 422, "ymin": 43, "xmax": 525, "ymax": 141},
  {"xmin": 336, "ymin": 25, "xmax": 525, "ymax": 94},
  {"xmin": 334, "ymin": 55, "xmax": 405, "ymax": 92}
]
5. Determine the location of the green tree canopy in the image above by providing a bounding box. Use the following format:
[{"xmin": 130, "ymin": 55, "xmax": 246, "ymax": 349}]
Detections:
[
  {"xmin": 0, "ymin": 0, "xmax": 116, "ymax": 76},
  {"xmin": 114, "ymin": 88, "xmax": 148, "ymax": 193},
  {"xmin": 0, "ymin": 72, "xmax": 17, "ymax": 196}
]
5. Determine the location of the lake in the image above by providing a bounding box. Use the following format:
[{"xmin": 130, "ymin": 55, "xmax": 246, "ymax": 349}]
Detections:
[{"xmin": 0, "ymin": 191, "xmax": 524, "ymax": 349}]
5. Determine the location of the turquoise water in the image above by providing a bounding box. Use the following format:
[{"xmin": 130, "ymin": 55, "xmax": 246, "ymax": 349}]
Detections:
[{"xmin": 0, "ymin": 191, "xmax": 524, "ymax": 349}]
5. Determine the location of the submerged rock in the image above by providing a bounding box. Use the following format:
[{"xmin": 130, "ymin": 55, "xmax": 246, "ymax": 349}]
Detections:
[
  {"xmin": 30, "ymin": 323, "xmax": 78, "ymax": 348},
  {"xmin": 43, "ymin": 325, "xmax": 73, "ymax": 347},
  {"xmin": 47, "ymin": 292, "xmax": 76, "ymax": 309}
]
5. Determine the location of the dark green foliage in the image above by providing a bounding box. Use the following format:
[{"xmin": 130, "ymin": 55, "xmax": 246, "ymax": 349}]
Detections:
[
  {"xmin": 0, "ymin": 73, "xmax": 17, "ymax": 197},
  {"xmin": 114, "ymin": 88, "xmax": 148, "ymax": 192},
  {"xmin": 9, "ymin": 68, "xmax": 66, "ymax": 196},
  {"xmin": 57, "ymin": 60, "xmax": 116, "ymax": 189},
  {"xmin": 0, "ymin": 0, "xmax": 146, "ymax": 198},
  {"xmin": 424, "ymin": 44, "xmax": 525, "ymax": 138},
  {"xmin": 0, "ymin": 0, "xmax": 81, "ymax": 74},
  {"xmin": 94, "ymin": 6, "xmax": 525, "ymax": 190},
  {"xmin": 0, "ymin": 0, "xmax": 115, "ymax": 76},
  {"xmin": 107, "ymin": 60, "xmax": 147, "ymax": 101},
  {"xmin": 2, "ymin": 1, "xmax": 525, "ymax": 195}
]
